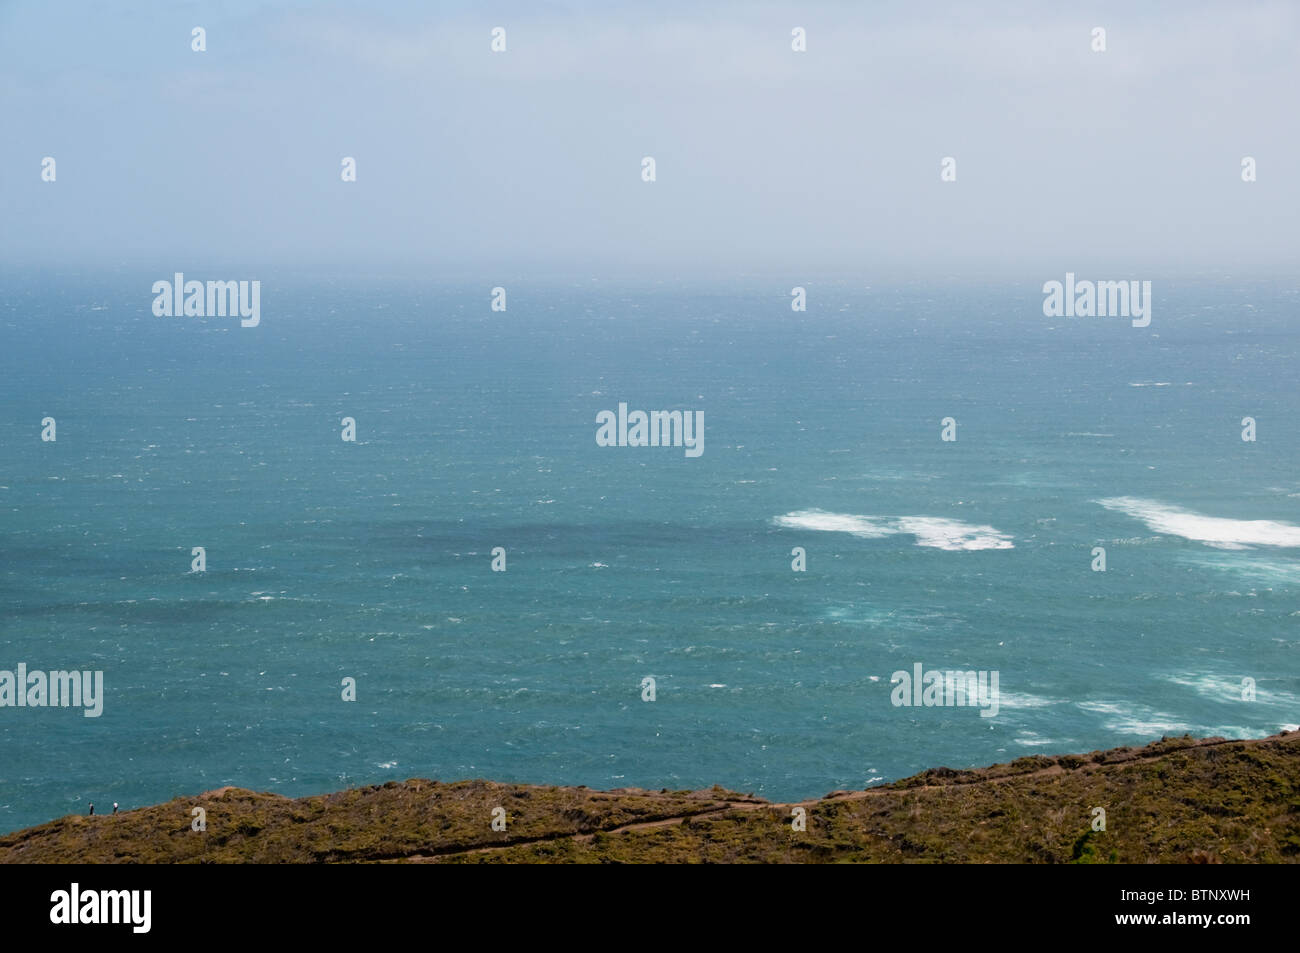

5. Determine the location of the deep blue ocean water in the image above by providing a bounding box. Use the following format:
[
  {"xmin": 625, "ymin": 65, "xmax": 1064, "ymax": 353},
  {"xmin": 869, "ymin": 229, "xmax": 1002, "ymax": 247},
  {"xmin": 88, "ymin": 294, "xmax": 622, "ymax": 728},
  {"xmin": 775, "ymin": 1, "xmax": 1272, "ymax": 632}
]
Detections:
[{"xmin": 1, "ymin": 271, "xmax": 1297, "ymax": 833}]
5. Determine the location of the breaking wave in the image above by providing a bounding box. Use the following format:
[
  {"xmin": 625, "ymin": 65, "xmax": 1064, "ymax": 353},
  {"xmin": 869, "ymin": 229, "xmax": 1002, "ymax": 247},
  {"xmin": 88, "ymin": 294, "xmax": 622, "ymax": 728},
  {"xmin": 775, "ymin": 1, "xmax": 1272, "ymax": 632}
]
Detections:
[
  {"xmin": 773, "ymin": 509, "xmax": 1013, "ymax": 551},
  {"xmin": 1096, "ymin": 497, "xmax": 1300, "ymax": 549}
]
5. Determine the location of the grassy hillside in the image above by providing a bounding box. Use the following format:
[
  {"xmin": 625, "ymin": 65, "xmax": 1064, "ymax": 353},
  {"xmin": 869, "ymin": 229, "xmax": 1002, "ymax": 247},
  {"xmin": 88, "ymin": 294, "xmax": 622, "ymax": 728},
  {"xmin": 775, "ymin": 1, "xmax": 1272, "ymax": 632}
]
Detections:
[{"xmin": 3, "ymin": 731, "xmax": 1298, "ymax": 863}]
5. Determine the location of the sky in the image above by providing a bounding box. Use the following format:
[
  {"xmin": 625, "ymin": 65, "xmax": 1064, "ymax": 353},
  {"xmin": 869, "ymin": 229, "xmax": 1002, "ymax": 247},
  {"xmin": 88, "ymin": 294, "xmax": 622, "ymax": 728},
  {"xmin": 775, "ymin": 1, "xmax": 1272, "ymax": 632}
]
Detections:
[{"xmin": 1, "ymin": 0, "xmax": 1297, "ymax": 278}]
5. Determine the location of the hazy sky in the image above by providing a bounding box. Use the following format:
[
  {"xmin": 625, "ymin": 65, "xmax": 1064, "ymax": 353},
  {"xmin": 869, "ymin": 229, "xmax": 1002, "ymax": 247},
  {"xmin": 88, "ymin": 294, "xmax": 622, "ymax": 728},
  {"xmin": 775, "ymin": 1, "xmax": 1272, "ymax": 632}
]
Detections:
[{"xmin": 2, "ymin": 0, "xmax": 1297, "ymax": 278}]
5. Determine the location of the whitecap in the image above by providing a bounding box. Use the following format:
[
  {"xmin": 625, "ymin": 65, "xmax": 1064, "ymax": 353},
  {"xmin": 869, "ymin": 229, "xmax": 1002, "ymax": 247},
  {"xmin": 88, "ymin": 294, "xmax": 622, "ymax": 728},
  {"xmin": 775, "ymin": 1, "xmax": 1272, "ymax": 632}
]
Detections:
[
  {"xmin": 773, "ymin": 510, "xmax": 895, "ymax": 539},
  {"xmin": 1076, "ymin": 700, "xmax": 1191, "ymax": 736},
  {"xmin": 1162, "ymin": 673, "xmax": 1300, "ymax": 707},
  {"xmin": 1181, "ymin": 554, "xmax": 1300, "ymax": 583},
  {"xmin": 1159, "ymin": 673, "xmax": 1249, "ymax": 702},
  {"xmin": 773, "ymin": 509, "xmax": 1013, "ymax": 550},
  {"xmin": 998, "ymin": 692, "xmax": 1061, "ymax": 709},
  {"xmin": 1013, "ymin": 733, "xmax": 1057, "ymax": 747},
  {"xmin": 895, "ymin": 516, "xmax": 1014, "ymax": 551},
  {"xmin": 1096, "ymin": 497, "xmax": 1300, "ymax": 549}
]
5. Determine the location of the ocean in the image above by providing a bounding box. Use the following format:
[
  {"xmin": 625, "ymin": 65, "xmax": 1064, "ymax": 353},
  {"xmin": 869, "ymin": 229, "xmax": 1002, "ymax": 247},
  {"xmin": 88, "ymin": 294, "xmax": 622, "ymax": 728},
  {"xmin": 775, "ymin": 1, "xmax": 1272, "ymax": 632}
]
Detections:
[{"xmin": 1, "ymin": 271, "xmax": 1297, "ymax": 834}]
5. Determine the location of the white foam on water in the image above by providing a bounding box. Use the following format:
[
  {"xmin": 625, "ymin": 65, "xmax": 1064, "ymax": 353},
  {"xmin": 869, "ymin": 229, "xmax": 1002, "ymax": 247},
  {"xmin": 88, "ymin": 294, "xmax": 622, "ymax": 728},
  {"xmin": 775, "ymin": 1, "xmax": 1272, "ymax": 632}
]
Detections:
[
  {"xmin": 1159, "ymin": 673, "xmax": 1250, "ymax": 702},
  {"xmin": 1013, "ymin": 732, "xmax": 1057, "ymax": 747},
  {"xmin": 1162, "ymin": 672, "xmax": 1300, "ymax": 707},
  {"xmin": 1181, "ymin": 554, "xmax": 1300, "ymax": 583},
  {"xmin": 895, "ymin": 516, "xmax": 1014, "ymax": 551},
  {"xmin": 1079, "ymin": 700, "xmax": 1262, "ymax": 741},
  {"xmin": 772, "ymin": 510, "xmax": 895, "ymax": 539},
  {"xmin": 1076, "ymin": 700, "xmax": 1193, "ymax": 736},
  {"xmin": 998, "ymin": 691, "xmax": 1061, "ymax": 710},
  {"xmin": 1096, "ymin": 497, "xmax": 1300, "ymax": 549},
  {"xmin": 773, "ymin": 509, "xmax": 1013, "ymax": 550}
]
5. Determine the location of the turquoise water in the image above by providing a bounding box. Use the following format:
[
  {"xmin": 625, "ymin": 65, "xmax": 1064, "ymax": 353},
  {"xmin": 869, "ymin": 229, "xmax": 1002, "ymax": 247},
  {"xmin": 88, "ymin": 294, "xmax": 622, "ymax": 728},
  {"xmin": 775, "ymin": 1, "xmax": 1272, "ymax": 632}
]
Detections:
[{"xmin": 2, "ymin": 272, "xmax": 1298, "ymax": 833}]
